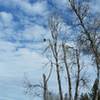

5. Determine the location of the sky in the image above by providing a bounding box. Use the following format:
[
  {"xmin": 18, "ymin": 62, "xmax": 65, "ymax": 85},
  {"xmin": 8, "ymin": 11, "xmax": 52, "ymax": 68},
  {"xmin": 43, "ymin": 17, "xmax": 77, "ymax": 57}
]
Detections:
[{"xmin": 0, "ymin": 0, "xmax": 100, "ymax": 100}]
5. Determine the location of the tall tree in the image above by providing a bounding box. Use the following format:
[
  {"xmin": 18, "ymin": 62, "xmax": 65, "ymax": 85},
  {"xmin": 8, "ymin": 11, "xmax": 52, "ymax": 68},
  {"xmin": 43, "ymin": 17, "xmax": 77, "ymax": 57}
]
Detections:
[
  {"xmin": 48, "ymin": 15, "xmax": 63, "ymax": 100},
  {"xmin": 68, "ymin": 0, "xmax": 100, "ymax": 99},
  {"xmin": 74, "ymin": 49, "xmax": 81, "ymax": 100},
  {"xmin": 62, "ymin": 43, "xmax": 72, "ymax": 100}
]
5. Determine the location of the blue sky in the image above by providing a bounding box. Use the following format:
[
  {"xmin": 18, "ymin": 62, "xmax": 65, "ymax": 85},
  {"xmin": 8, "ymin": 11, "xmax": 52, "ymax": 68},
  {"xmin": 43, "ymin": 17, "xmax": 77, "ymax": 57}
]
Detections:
[
  {"xmin": 0, "ymin": 0, "xmax": 100, "ymax": 100},
  {"xmin": 0, "ymin": 0, "xmax": 69, "ymax": 99}
]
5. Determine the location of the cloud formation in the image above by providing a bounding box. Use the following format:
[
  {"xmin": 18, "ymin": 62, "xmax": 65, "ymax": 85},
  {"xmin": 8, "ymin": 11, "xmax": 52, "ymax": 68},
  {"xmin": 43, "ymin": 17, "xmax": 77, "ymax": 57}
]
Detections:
[{"xmin": 0, "ymin": 0, "xmax": 99, "ymax": 99}]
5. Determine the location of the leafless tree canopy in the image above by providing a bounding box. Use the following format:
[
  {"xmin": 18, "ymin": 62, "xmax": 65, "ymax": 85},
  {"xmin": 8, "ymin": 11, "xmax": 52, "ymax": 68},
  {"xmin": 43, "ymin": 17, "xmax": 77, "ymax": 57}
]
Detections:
[{"xmin": 24, "ymin": 0, "xmax": 100, "ymax": 100}]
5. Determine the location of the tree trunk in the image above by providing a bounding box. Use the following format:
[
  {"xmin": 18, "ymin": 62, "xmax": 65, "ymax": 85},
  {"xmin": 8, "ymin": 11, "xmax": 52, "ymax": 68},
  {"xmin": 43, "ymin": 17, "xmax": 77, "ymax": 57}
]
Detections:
[
  {"xmin": 49, "ymin": 15, "xmax": 63, "ymax": 100},
  {"xmin": 55, "ymin": 43, "xmax": 63, "ymax": 100},
  {"xmin": 74, "ymin": 49, "xmax": 80, "ymax": 100},
  {"xmin": 95, "ymin": 62, "xmax": 99, "ymax": 100},
  {"xmin": 43, "ymin": 74, "xmax": 48, "ymax": 100},
  {"xmin": 62, "ymin": 44, "xmax": 72, "ymax": 100}
]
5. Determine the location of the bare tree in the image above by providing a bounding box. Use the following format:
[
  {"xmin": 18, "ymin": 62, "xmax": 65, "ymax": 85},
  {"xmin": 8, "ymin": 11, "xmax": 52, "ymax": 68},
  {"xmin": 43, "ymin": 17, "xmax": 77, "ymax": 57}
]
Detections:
[
  {"xmin": 74, "ymin": 49, "xmax": 80, "ymax": 100},
  {"xmin": 62, "ymin": 43, "xmax": 72, "ymax": 100},
  {"xmin": 43, "ymin": 62, "xmax": 53, "ymax": 100},
  {"xmin": 68, "ymin": 0, "xmax": 100, "ymax": 99},
  {"xmin": 24, "ymin": 62, "xmax": 53, "ymax": 100},
  {"xmin": 43, "ymin": 74, "xmax": 48, "ymax": 100},
  {"xmin": 48, "ymin": 15, "xmax": 63, "ymax": 100}
]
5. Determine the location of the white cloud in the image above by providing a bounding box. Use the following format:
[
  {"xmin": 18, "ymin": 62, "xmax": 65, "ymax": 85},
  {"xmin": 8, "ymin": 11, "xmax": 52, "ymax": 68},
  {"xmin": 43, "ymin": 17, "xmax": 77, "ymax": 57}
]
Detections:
[
  {"xmin": 0, "ymin": 11, "xmax": 16, "ymax": 39},
  {"xmin": 0, "ymin": 12, "xmax": 13, "ymax": 23},
  {"xmin": 0, "ymin": 12, "xmax": 13, "ymax": 27},
  {"xmin": 0, "ymin": 0, "xmax": 49, "ymax": 16},
  {"xmin": 0, "ymin": 41, "xmax": 47, "ymax": 78},
  {"xmin": 53, "ymin": 0, "xmax": 68, "ymax": 9},
  {"xmin": 92, "ymin": 0, "xmax": 100, "ymax": 13},
  {"xmin": 21, "ymin": 1, "xmax": 48, "ymax": 16},
  {"xmin": 21, "ymin": 24, "xmax": 50, "ymax": 40},
  {"xmin": 0, "ymin": 0, "xmax": 49, "ymax": 41}
]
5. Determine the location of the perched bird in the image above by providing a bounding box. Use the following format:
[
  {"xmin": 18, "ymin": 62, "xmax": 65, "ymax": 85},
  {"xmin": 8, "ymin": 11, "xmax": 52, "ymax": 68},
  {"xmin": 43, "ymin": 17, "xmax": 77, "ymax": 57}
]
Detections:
[{"xmin": 43, "ymin": 38, "xmax": 46, "ymax": 42}]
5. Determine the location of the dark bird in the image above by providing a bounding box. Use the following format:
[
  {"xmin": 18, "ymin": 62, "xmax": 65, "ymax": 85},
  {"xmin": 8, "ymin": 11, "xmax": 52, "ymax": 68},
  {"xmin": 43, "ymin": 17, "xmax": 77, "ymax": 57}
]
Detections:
[{"xmin": 43, "ymin": 38, "xmax": 46, "ymax": 42}]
